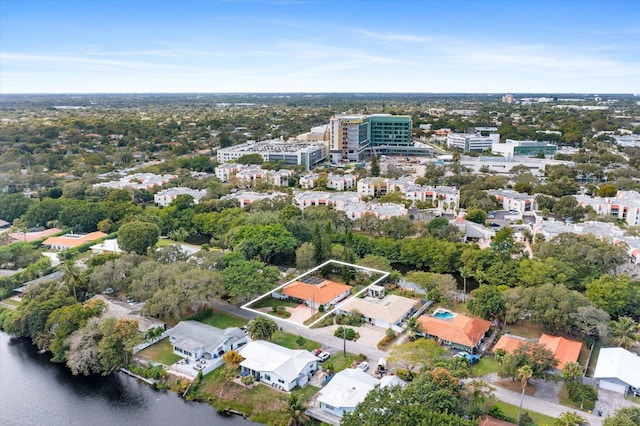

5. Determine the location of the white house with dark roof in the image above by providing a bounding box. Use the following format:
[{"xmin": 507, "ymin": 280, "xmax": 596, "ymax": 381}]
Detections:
[
  {"xmin": 316, "ymin": 368, "xmax": 406, "ymax": 419},
  {"xmin": 593, "ymin": 347, "xmax": 640, "ymax": 395},
  {"xmin": 239, "ymin": 340, "xmax": 318, "ymax": 391},
  {"xmin": 166, "ymin": 320, "xmax": 249, "ymax": 362}
]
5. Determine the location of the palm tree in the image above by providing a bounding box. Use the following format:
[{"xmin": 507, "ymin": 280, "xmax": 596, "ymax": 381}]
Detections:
[
  {"xmin": 61, "ymin": 261, "xmax": 84, "ymax": 301},
  {"xmin": 405, "ymin": 316, "xmax": 421, "ymax": 341},
  {"xmin": 247, "ymin": 316, "xmax": 279, "ymax": 341},
  {"xmin": 609, "ymin": 316, "xmax": 638, "ymax": 349},
  {"xmin": 517, "ymin": 365, "xmax": 533, "ymax": 426},
  {"xmin": 459, "ymin": 265, "xmax": 473, "ymax": 302},
  {"xmin": 285, "ymin": 393, "xmax": 309, "ymax": 426}
]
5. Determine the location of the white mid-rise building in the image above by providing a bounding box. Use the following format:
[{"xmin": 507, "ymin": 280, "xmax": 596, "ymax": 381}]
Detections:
[
  {"xmin": 488, "ymin": 189, "xmax": 536, "ymax": 213},
  {"xmin": 447, "ymin": 133, "xmax": 499, "ymax": 152}
]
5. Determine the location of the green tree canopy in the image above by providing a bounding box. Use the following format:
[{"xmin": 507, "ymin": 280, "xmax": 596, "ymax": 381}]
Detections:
[{"xmin": 117, "ymin": 220, "xmax": 160, "ymax": 255}]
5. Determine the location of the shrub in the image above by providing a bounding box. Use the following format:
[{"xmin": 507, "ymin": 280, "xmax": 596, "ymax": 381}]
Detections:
[
  {"xmin": 334, "ymin": 326, "xmax": 357, "ymax": 340},
  {"xmin": 296, "ymin": 335, "xmax": 306, "ymax": 347},
  {"xmin": 241, "ymin": 375, "xmax": 255, "ymax": 386}
]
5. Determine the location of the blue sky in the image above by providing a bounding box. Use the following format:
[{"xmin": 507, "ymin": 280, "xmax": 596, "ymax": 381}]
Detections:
[{"xmin": 1, "ymin": 0, "xmax": 638, "ymax": 93}]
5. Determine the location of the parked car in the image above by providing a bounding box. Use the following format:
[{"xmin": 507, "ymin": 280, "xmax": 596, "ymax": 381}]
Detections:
[
  {"xmin": 454, "ymin": 351, "xmax": 480, "ymax": 364},
  {"xmin": 489, "ymin": 222, "xmax": 500, "ymax": 227},
  {"xmin": 317, "ymin": 352, "xmax": 331, "ymax": 362},
  {"xmin": 312, "ymin": 348, "xmax": 323, "ymax": 357},
  {"xmin": 357, "ymin": 361, "xmax": 369, "ymax": 372}
]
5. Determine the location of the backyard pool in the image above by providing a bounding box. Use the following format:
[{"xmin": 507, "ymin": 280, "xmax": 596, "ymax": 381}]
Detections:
[{"xmin": 433, "ymin": 309, "xmax": 455, "ymax": 319}]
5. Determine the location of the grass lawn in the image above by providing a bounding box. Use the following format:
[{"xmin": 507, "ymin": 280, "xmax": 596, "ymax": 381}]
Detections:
[
  {"xmin": 192, "ymin": 309, "xmax": 247, "ymax": 329},
  {"xmin": 472, "ymin": 356, "xmax": 500, "ymax": 377},
  {"xmin": 504, "ymin": 321, "xmax": 543, "ymax": 339},
  {"xmin": 156, "ymin": 238, "xmax": 178, "ymax": 247},
  {"xmin": 493, "ymin": 401, "xmax": 556, "ymax": 426},
  {"xmin": 625, "ymin": 394, "xmax": 640, "ymax": 404},
  {"xmin": 137, "ymin": 338, "xmax": 183, "ymax": 365},
  {"xmin": 270, "ymin": 330, "xmax": 320, "ymax": 352},
  {"xmin": 3, "ymin": 298, "xmax": 21, "ymax": 306},
  {"xmin": 323, "ymin": 352, "xmax": 356, "ymax": 374},
  {"xmin": 251, "ymin": 297, "xmax": 299, "ymax": 310},
  {"xmin": 586, "ymin": 344, "xmax": 601, "ymax": 377},
  {"xmin": 558, "ymin": 383, "xmax": 596, "ymax": 411},
  {"xmin": 196, "ymin": 368, "xmax": 290, "ymax": 424}
]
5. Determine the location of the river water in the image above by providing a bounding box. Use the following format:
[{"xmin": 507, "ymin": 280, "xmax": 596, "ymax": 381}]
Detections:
[{"xmin": 0, "ymin": 331, "xmax": 254, "ymax": 426}]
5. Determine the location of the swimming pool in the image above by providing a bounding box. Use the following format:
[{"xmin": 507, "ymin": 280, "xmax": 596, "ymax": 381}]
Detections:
[{"xmin": 434, "ymin": 311, "xmax": 455, "ymax": 319}]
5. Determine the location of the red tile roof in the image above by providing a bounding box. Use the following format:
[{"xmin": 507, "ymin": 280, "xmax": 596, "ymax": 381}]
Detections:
[
  {"xmin": 418, "ymin": 313, "xmax": 491, "ymax": 348},
  {"xmin": 282, "ymin": 279, "xmax": 352, "ymax": 305},
  {"xmin": 538, "ymin": 334, "xmax": 582, "ymax": 370},
  {"xmin": 42, "ymin": 231, "xmax": 107, "ymax": 249},
  {"xmin": 493, "ymin": 335, "xmax": 530, "ymax": 354}
]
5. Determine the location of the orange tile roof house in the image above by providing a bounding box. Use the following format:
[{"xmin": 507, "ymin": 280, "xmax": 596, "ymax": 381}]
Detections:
[
  {"xmin": 418, "ymin": 310, "xmax": 491, "ymax": 352},
  {"xmin": 277, "ymin": 279, "xmax": 352, "ymax": 310},
  {"xmin": 493, "ymin": 334, "xmax": 532, "ymax": 354},
  {"xmin": 538, "ymin": 334, "xmax": 582, "ymax": 370},
  {"xmin": 493, "ymin": 333, "xmax": 582, "ymax": 370},
  {"xmin": 10, "ymin": 228, "xmax": 62, "ymax": 242},
  {"xmin": 42, "ymin": 231, "xmax": 107, "ymax": 250}
]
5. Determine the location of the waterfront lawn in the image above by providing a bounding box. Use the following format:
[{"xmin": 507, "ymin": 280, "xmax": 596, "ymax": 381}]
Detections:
[
  {"xmin": 137, "ymin": 338, "xmax": 182, "ymax": 365},
  {"xmin": 472, "ymin": 356, "xmax": 500, "ymax": 377},
  {"xmin": 492, "ymin": 401, "xmax": 555, "ymax": 425},
  {"xmin": 270, "ymin": 330, "xmax": 320, "ymax": 352},
  {"xmin": 191, "ymin": 309, "xmax": 247, "ymax": 329},
  {"xmin": 195, "ymin": 367, "xmax": 319, "ymax": 425}
]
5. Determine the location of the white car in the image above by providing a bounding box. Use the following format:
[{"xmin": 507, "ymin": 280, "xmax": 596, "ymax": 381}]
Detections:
[
  {"xmin": 317, "ymin": 352, "xmax": 331, "ymax": 362},
  {"xmin": 357, "ymin": 361, "xmax": 369, "ymax": 372}
]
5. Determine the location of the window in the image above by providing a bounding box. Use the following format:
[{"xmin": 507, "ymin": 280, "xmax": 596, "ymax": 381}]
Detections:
[{"xmin": 264, "ymin": 374, "xmax": 271, "ymax": 381}]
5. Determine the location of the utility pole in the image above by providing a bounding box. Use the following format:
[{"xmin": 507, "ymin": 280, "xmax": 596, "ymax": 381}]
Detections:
[{"xmin": 343, "ymin": 326, "xmax": 347, "ymax": 357}]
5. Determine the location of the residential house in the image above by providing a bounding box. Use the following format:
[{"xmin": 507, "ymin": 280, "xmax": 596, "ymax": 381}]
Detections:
[
  {"xmin": 538, "ymin": 334, "xmax": 582, "ymax": 370},
  {"xmin": 336, "ymin": 293, "xmax": 421, "ymax": 333},
  {"xmin": 42, "ymin": 231, "xmax": 107, "ymax": 250},
  {"xmin": 418, "ymin": 310, "xmax": 491, "ymax": 353},
  {"xmin": 223, "ymin": 191, "xmax": 287, "ymax": 208},
  {"xmin": 494, "ymin": 333, "xmax": 582, "ymax": 370},
  {"xmin": 316, "ymin": 369, "xmax": 382, "ymax": 418},
  {"xmin": 239, "ymin": 340, "xmax": 318, "ymax": 391},
  {"xmin": 166, "ymin": 321, "xmax": 248, "ymax": 362},
  {"xmin": 450, "ymin": 216, "xmax": 495, "ymax": 246},
  {"xmin": 10, "ymin": 227, "xmax": 62, "ymax": 243},
  {"xmin": 593, "ymin": 347, "xmax": 640, "ymax": 395},
  {"xmin": 90, "ymin": 239, "xmax": 123, "ymax": 255},
  {"xmin": 274, "ymin": 279, "xmax": 352, "ymax": 310}
]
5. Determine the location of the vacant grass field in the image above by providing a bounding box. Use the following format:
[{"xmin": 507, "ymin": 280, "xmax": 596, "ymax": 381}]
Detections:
[
  {"xmin": 270, "ymin": 330, "xmax": 320, "ymax": 352},
  {"xmin": 193, "ymin": 310, "xmax": 247, "ymax": 329},
  {"xmin": 137, "ymin": 338, "xmax": 182, "ymax": 365},
  {"xmin": 493, "ymin": 401, "xmax": 556, "ymax": 425},
  {"xmin": 472, "ymin": 356, "xmax": 500, "ymax": 377}
]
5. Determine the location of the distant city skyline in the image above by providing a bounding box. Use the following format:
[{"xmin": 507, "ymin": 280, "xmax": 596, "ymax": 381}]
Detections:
[{"xmin": 1, "ymin": 0, "xmax": 638, "ymax": 94}]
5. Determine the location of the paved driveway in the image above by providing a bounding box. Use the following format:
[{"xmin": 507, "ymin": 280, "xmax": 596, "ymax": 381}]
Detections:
[{"xmin": 594, "ymin": 388, "xmax": 640, "ymax": 419}]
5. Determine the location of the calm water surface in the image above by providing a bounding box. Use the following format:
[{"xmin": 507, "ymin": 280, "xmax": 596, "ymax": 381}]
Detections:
[{"xmin": 0, "ymin": 331, "xmax": 255, "ymax": 426}]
